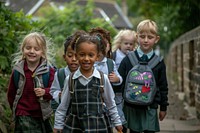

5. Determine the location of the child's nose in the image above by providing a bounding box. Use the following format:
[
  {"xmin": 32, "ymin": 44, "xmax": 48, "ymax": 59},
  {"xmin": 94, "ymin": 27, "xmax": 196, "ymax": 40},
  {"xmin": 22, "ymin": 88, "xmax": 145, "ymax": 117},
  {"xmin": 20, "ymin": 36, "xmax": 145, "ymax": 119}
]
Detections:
[
  {"xmin": 144, "ymin": 37, "xmax": 148, "ymax": 42},
  {"xmin": 72, "ymin": 55, "xmax": 77, "ymax": 61},
  {"xmin": 30, "ymin": 48, "xmax": 35, "ymax": 53}
]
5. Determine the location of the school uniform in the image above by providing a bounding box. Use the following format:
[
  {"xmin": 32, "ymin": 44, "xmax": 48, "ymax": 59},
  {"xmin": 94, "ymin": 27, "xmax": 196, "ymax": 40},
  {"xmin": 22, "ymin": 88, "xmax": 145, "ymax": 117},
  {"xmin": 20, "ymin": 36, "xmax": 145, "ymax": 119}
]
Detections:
[
  {"xmin": 50, "ymin": 66, "xmax": 71, "ymax": 103},
  {"xmin": 94, "ymin": 57, "xmax": 126, "ymax": 124},
  {"xmin": 113, "ymin": 49, "xmax": 126, "ymax": 69},
  {"xmin": 94, "ymin": 57, "xmax": 122, "ymax": 86},
  {"xmin": 7, "ymin": 59, "xmax": 55, "ymax": 133},
  {"xmin": 118, "ymin": 47, "xmax": 169, "ymax": 132},
  {"xmin": 54, "ymin": 68, "xmax": 121, "ymax": 132}
]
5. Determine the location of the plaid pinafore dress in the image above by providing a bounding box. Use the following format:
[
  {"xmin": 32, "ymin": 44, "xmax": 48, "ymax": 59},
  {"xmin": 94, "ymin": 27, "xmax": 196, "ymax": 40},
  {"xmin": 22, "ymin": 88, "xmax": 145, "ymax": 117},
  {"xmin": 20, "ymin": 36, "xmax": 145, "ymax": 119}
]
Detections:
[{"xmin": 63, "ymin": 76, "xmax": 111, "ymax": 133}]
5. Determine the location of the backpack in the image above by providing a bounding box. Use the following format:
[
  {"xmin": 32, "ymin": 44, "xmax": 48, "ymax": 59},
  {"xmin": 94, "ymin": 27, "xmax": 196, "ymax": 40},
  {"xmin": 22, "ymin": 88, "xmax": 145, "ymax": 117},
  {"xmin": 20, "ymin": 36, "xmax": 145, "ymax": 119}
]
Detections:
[
  {"xmin": 13, "ymin": 69, "xmax": 50, "ymax": 89},
  {"xmin": 51, "ymin": 68, "xmax": 66, "ymax": 112},
  {"xmin": 123, "ymin": 52, "xmax": 162, "ymax": 105},
  {"xmin": 106, "ymin": 58, "xmax": 114, "ymax": 74}
]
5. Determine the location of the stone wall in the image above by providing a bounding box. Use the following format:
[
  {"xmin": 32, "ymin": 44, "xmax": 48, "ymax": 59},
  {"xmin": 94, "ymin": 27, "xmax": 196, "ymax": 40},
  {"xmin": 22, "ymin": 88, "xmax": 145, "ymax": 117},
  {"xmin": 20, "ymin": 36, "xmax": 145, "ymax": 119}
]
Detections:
[{"xmin": 167, "ymin": 26, "xmax": 200, "ymax": 119}]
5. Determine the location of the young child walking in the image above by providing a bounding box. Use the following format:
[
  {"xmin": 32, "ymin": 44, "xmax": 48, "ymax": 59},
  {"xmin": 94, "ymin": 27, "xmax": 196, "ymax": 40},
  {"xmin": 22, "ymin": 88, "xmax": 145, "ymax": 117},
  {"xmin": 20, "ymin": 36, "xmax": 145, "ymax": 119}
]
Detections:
[
  {"xmin": 89, "ymin": 29, "xmax": 126, "ymax": 125},
  {"xmin": 112, "ymin": 29, "xmax": 137, "ymax": 69},
  {"xmin": 7, "ymin": 32, "xmax": 56, "ymax": 133},
  {"xmin": 53, "ymin": 32, "xmax": 123, "ymax": 133},
  {"xmin": 50, "ymin": 33, "xmax": 80, "ymax": 112},
  {"xmin": 118, "ymin": 19, "xmax": 169, "ymax": 133}
]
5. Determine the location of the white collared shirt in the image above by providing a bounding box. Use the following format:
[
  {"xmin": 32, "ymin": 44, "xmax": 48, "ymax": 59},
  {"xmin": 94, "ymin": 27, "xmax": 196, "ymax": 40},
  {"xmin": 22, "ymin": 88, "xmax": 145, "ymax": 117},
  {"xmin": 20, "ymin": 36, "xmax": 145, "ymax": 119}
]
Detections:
[
  {"xmin": 114, "ymin": 49, "xmax": 126, "ymax": 69},
  {"xmin": 137, "ymin": 46, "xmax": 154, "ymax": 59},
  {"xmin": 54, "ymin": 68, "xmax": 122, "ymax": 129}
]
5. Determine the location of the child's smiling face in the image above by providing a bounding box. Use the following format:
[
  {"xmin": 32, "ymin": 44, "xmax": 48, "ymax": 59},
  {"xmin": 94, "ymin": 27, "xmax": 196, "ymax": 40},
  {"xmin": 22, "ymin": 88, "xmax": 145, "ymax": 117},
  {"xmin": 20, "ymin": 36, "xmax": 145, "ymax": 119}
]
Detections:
[
  {"xmin": 76, "ymin": 42, "xmax": 99, "ymax": 76},
  {"xmin": 23, "ymin": 38, "xmax": 43, "ymax": 65},
  {"xmin": 63, "ymin": 46, "xmax": 79, "ymax": 73}
]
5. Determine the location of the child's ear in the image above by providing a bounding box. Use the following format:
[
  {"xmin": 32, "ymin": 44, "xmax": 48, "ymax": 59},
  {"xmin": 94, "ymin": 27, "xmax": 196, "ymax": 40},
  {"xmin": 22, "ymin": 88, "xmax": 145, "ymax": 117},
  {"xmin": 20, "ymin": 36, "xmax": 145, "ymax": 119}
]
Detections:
[{"xmin": 155, "ymin": 36, "xmax": 160, "ymax": 43}]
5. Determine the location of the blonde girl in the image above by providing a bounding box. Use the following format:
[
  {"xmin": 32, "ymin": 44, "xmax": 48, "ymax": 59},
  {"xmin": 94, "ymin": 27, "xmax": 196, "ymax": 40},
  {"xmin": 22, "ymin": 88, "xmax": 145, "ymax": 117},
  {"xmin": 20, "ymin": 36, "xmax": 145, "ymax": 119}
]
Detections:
[
  {"xmin": 7, "ymin": 32, "xmax": 56, "ymax": 133},
  {"xmin": 112, "ymin": 29, "xmax": 137, "ymax": 69}
]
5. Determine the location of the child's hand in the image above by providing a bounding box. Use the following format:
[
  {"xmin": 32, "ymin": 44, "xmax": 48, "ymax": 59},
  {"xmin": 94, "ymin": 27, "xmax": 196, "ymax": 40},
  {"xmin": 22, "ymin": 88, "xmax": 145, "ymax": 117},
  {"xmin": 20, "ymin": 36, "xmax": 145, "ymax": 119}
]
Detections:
[
  {"xmin": 59, "ymin": 91, "xmax": 62, "ymax": 98},
  {"xmin": 159, "ymin": 111, "xmax": 167, "ymax": 121},
  {"xmin": 115, "ymin": 125, "xmax": 123, "ymax": 132},
  {"xmin": 108, "ymin": 72, "xmax": 120, "ymax": 83},
  {"xmin": 34, "ymin": 88, "xmax": 45, "ymax": 97},
  {"xmin": 53, "ymin": 128, "xmax": 62, "ymax": 133}
]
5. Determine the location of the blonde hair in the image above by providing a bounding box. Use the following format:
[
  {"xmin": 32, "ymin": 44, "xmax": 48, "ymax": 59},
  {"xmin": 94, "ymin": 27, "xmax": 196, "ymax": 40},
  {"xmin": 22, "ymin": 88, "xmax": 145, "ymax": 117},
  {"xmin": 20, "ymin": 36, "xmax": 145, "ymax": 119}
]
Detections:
[
  {"xmin": 137, "ymin": 19, "xmax": 158, "ymax": 35},
  {"xmin": 12, "ymin": 32, "xmax": 55, "ymax": 66},
  {"xmin": 112, "ymin": 29, "xmax": 137, "ymax": 51}
]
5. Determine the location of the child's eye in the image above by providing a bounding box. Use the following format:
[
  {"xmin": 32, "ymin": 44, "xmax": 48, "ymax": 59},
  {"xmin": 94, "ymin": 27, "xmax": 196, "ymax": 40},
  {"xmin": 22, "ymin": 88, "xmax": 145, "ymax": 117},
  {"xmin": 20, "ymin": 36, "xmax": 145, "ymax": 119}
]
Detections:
[
  {"xmin": 79, "ymin": 53, "xmax": 85, "ymax": 57},
  {"xmin": 35, "ymin": 47, "xmax": 40, "ymax": 51},
  {"xmin": 139, "ymin": 35, "xmax": 145, "ymax": 38},
  {"xmin": 89, "ymin": 54, "xmax": 94, "ymax": 57},
  {"xmin": 25, "ymin": 46, "xmax": 31, "ymax": 50},
  {"xmin": 67, "ymin": 53, "xmax": 73, "ymax": 57},
  {"xmin": 124, "ymin": 42, "xmax": 133, "ymax": 45},
  {"xmin": 148, "ymin": 36, "xmax": 155, "ymax": 39}
]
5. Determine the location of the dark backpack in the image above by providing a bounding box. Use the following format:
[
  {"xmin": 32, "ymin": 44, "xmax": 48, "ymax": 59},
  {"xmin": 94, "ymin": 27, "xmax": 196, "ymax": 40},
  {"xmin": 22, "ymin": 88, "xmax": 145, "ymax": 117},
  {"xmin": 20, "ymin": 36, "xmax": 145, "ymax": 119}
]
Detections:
[
  {"xmin": 123, "ymin": 52, "xmax": 162, "ymax": 105},
  {"xmin": 106, "ymin": 58, "xmax": 114, "ymax": 74},
  {"xmin": 51, "ymin": 68, "xmax": 66, "ymax": 112}
]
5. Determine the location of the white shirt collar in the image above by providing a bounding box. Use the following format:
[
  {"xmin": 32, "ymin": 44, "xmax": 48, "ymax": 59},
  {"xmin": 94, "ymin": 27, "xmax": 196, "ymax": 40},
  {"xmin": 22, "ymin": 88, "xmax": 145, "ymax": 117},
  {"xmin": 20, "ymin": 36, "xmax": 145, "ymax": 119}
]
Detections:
[
  {"xmin": 137, "ymin": 46, "xmax": 154, "ymax": 59},
  {"xmin": 73, "ymin": 67, "xmax": 101, "ymax": 80}
]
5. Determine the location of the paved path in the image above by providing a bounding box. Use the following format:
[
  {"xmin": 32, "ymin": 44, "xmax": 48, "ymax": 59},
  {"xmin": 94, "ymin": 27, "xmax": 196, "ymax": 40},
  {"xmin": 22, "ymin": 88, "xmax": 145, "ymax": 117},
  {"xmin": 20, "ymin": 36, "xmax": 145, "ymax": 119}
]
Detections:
[{"xmin": 159, "ymin": 82, "xmax": 200, "ymax": 133}]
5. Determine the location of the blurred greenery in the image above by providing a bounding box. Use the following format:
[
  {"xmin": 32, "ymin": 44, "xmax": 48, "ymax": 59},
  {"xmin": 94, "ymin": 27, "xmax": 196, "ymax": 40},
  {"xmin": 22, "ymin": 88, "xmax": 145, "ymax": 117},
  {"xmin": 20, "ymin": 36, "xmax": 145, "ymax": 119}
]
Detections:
[
  {"xmin": 35, "ymin": 0, "xmax": 117, "ymax": 67},
  {"xmin": 126, "ymin": 0, "xmax": 200, "ymax": 55}
]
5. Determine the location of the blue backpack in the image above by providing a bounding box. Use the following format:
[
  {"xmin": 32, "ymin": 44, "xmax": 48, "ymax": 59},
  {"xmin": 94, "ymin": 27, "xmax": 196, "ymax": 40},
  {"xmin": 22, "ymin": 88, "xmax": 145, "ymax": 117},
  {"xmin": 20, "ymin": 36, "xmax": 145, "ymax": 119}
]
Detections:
[{"xmin": 124, "ymin": 52, "xmax": 162, "ymax": 105}]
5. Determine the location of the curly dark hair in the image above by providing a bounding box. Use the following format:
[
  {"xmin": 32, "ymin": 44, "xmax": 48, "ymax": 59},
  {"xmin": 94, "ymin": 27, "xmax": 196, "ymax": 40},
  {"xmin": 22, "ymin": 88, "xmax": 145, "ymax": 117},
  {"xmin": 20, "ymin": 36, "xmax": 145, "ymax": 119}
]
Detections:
[{"xmin": 89, "ymin": 27, "xmax": 112, "ymax": 58}]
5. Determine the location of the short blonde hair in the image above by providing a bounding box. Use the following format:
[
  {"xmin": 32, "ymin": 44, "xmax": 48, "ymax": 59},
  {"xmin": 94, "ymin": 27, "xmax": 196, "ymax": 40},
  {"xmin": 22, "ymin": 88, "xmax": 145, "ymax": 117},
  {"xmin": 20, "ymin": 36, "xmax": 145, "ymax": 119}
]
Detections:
[
  {"xmin": 112, "ymin": 29, "xmax": 137, "ymax": 51},
  {"xmin": 137, "ymin": 19, "xmax": 158, "ymax": 35}
]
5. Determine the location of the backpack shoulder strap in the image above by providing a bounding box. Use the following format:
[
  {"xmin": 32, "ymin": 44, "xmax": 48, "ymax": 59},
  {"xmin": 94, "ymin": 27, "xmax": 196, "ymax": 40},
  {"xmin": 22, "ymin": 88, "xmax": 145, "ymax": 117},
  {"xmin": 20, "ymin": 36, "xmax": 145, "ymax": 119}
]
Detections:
[
  {"xmin": 106, "ymin": 58, "xmax": 114, "ymax": 74},
  {"xmin": 57, "ymin": 68, "xmax": 66, "ymax": 89},
  {"xmin": 98, "ymin": 71, "xmax": 105, "ymax": 103},
  {"xmin": 13, "ymin": 70, "xmax": 20, "ymax": 88},
  {"xmin": 112, "ymin": 51, "xmax": 116, "ymax": 61},
  {"xmin": 42, "ymin": 66, "xmax": 52, "ymax": 88},
  {"xmin": 68, "ymin": 72, "xmax": 75, "ymax": 94},
  {"xmin": 127, "ymin": 52, "xmax": 138, "ymax": 66},
  {"xmin": 98, "ymin": 71, "xmax": 104, "ymax": 93},
  {"xmin": 148, "ymin": 55, "xmax": 163, "ymax": 69}
]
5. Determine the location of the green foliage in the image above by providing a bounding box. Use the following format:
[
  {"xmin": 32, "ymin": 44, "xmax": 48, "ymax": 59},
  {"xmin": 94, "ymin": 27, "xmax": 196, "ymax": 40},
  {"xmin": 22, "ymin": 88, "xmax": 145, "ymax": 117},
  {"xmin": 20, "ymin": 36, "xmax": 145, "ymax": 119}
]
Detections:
[
  {"xmin": 36, "ymin": 0, "xmax": 117, "ymax": 67},
  {"xmin": 0, "ymin": 74, "xmax": 12, "ymax": 133},
  {"xmin": 126, "ymin": 0, "xmax": 200, "ymax": 54},
  {"xmin": 0, "ymin": 2, "xmax": 40, "ymax": 74}
]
